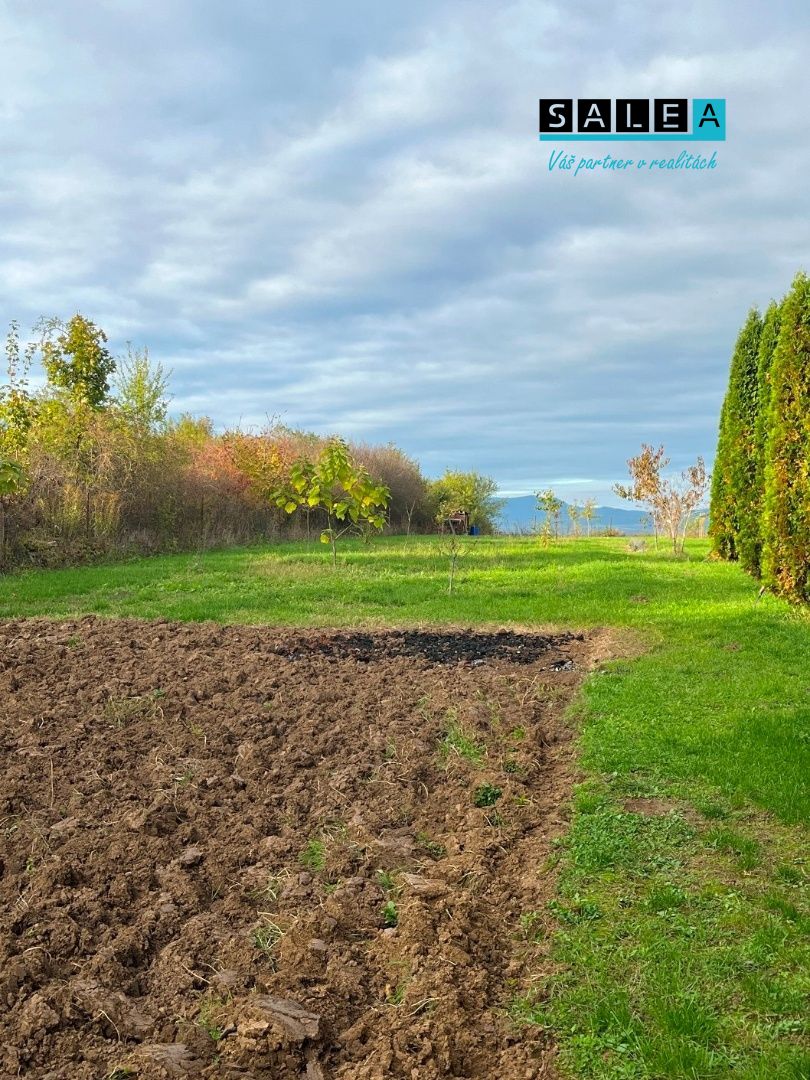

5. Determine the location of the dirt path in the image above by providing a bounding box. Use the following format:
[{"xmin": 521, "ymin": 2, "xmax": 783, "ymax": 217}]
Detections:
[{"xmin": 0, "ymin": 619, "xmax": 611, "ymax": 1079}]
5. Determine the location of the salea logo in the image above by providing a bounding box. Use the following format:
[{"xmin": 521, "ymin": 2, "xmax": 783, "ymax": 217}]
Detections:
[{"xmin": 539, "ymin": 98, "xmax": 726, "ymax": 141}]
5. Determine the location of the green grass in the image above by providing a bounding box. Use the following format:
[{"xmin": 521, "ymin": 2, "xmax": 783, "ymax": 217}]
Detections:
[
  {"xmin": 298, "ymin": 837, "xmax": 326, "ymax": 872},
  {"xmin": 2, "ymin": 535, "xmax": 808, "ymax": 1078},
  {"xmin": 541, "ymin": 779, "xmax": 809, "ymax": 1079}
]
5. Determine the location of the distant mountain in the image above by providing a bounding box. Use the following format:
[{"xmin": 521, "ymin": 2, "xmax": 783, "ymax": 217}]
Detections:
[{"xmin": 497, "ymin": 496, "xmax": 652, "ymax": 535}]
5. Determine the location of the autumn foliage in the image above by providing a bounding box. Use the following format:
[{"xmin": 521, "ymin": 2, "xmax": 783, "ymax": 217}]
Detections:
[
  {"xmin": 614, "ymin": 444, "xmax": 708, "ymax": 555},
  {"xmin": 0, "ymin": 316, "xmax": 434, "ymax": 569}
]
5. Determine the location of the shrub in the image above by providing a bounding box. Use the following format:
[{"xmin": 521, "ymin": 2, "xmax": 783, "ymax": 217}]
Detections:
[
  {"xmin": 429, "ymin": 471, "xmax": 504, "ymax": 534},
  {"xmin": 0, "ymin": 318, "xmax": 430, "ymax": 568}
]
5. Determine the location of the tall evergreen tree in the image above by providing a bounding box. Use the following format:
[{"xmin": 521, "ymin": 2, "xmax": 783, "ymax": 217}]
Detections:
[
  {"xmin": 744, "ymin": 301, "xmax": 782, "ymax": 576},
  {"xmin": 762, "ymin": 273, "xmax": 810, "ymax": 602},
  {"xmin": 710, "ymin": 307, "xmax": 762, "ymax": 561}
]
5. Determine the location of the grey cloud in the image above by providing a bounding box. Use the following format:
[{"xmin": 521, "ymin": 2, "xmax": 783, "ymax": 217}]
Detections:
[{"xmin": 0, "ymin": 0, "xmax": 808, "ymax": 506}]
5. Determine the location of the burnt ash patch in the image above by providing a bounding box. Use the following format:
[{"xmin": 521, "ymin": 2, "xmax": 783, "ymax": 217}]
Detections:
[{"xmin": 274, "ymin": 629, "xmax": 584, "ymax": 666}]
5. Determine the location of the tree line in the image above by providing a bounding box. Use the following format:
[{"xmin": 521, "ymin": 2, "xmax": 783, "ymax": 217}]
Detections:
[
  {"xmin": 710, "ymin": 272, "xmax": 809, "ymax": 602},
  {"xmin": 0, "ymin": 315, "xmax": 503, "ymax": 570}
]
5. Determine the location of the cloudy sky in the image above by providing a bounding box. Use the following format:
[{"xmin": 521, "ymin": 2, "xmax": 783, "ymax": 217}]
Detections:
[{"xmin": 1, "ymin": 0, "xmax": 808, "ymax": 502}]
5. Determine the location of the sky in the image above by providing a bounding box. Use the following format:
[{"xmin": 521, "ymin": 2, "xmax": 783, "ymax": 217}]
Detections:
[{"xmin": 1, "ymin": 0, "xmax": 808, "ymax": 504}]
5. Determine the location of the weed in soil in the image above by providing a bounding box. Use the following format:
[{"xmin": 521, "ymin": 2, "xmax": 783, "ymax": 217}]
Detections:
[{"xmin": 473, "ymin": 782, "xmax": 503, "ymax": 808}]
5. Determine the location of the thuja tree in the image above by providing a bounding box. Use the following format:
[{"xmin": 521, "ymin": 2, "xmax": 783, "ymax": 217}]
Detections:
[
  {"xmin": 274, "ymin": 439, "xmax": 390, "ymax": 566},
  {"xmin": 762, "ymin": 272, "xmax": 810, "ymax": 602},
  {"xmin": 709, "ymin": 307, "xmax": 762, "ymax": 563},
  {"xmin": 747, "ymin": 300, "xmax": 783, "ymax": 576}
]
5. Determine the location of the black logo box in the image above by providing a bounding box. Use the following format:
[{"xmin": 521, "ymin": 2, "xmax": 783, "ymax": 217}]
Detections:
[{"xmin": 539, "ymin": 99, "xmax": 688, "ymax": 134}]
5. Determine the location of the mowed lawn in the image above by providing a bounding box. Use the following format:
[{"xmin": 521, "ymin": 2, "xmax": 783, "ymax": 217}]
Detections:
[{"xmin": 2, "ymin": 536, "xmax": 808, "ymax": 1079}]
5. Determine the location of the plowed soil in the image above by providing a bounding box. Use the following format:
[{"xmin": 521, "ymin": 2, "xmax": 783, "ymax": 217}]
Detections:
[{"xmin": 0, "ymin": 618, "xmax": 611, "ymax": 1080}]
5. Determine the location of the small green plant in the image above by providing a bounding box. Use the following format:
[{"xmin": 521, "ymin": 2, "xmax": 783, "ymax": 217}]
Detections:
[
  {"xmin": 386, "ymin": 983, "xmax": 407, "ymax": 1006},
  {"xmin": 696, "ymin": 800, "xmax": 729, "ymax": 820},
  {"xmin": 273, "ymin": 439, "xmax": 390, "ymax": 567},
  {"xmin": 416, "ymin": 831, "xmax": 446, "ymax": 859},
  {"xmin": 706, "ymin": 826, "xmax": 761, "ymax": 869},
  {"xmin": 548, "ymin": 896, "xmax": 603, "ymax": 924},
  {"xmin": 299, "ymin": 837, "xmax": 326, "ymax": 871},
  {"xmin": 376, "ymin": 869, "xmax": 398, "ymax": 893},
  {"xmin": 508, "ymin": 992, "xmax": 545, "ymax": 1026},
  {"xmin": 645, "ymin": 884, "xmax": 688, "ymax": 913},
  {"xmin": 519, "ymin": 911, "xmax": 545, "ymax": 942},
  {"xmin": 762, "ymin": 891, "xmax": 801, "ymax": 923},
  {"xmin": 439, "ymin": 714, "xmax": 484, "ymax": 766},
  {"xmin": 473, "ymin": 782, "xmax": 502, "ymax": 808},
  {"xmin": 197, "ymin": 995, "xmax": 230, "ymax": 1043},
  {"xmin": 774, "ymin": 863, "xmax": 803, "ymax": 885},
  {"xmin": 382, "ymin": 899, "xmax": 399, "ymax": 928}
]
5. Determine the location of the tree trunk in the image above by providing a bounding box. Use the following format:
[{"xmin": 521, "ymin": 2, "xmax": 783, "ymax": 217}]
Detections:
[{"xmin": 327, "ymin": 513, "xmax": 337, "ymax": 567}]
